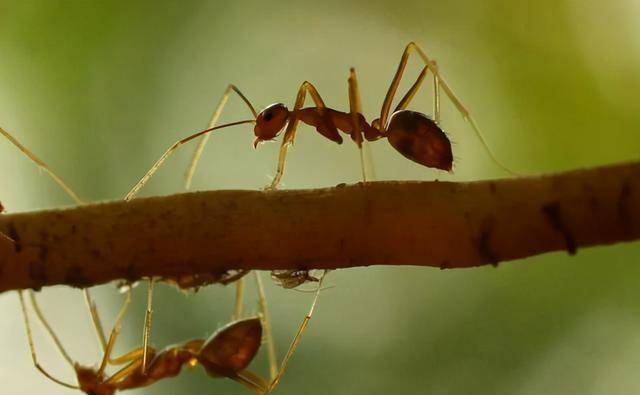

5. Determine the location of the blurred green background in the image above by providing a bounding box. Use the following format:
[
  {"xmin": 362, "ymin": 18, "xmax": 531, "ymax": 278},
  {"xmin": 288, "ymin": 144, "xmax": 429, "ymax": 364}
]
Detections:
[{"xmin": 0, "ymin": 1, "xmax": 639, "ymax": 394}]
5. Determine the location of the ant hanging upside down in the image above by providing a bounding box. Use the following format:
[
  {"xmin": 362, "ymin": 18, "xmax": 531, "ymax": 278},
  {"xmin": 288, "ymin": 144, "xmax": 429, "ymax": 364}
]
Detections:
[{"xmin": 19, "ymin": 287, "xmax": 319, "ymax": 395}]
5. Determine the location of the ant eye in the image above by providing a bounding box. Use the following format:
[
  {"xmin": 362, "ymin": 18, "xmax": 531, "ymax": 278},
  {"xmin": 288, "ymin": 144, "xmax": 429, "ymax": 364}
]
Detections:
[{"xmin": 263, "ymin": 111, "xmax": 273, "ymax": 122}]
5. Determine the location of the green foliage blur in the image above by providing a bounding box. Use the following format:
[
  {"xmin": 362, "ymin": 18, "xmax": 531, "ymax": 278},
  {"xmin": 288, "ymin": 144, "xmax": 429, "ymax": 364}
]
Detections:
[{"xmin": 0, "ymin": 1, "xmax": 639, "ymax": 394}]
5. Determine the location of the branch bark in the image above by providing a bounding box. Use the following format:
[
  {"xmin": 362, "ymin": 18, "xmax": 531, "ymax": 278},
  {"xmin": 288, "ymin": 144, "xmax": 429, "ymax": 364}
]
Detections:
[{"xmin": 0, "ymin": 161, "xmax": 638, "ymax": 293}]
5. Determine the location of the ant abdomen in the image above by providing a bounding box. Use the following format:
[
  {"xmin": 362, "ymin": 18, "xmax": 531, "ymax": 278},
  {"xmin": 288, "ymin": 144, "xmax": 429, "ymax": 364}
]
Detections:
[
  {"xmin": 386, "ymin": 110, "xmax": 453, "ymax": 171},
  {"xmin": 197, "ymin": 317, "xmax": 262, "ymax": 378}
]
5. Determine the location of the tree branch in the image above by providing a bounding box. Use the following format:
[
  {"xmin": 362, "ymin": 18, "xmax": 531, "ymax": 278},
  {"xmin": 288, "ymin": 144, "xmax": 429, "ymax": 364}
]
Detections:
[{"xmin": 0, "ymin": 161, "xmax": 638, "ymax": 293}]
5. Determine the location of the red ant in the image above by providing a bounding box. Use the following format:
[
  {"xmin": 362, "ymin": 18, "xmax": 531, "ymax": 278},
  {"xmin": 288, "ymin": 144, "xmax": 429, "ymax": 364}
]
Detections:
[
  {"xmin": 18, "ymin": 266, "xmax": 327, "ymax": 394},
  {"xmin": 125, "ymin": 41, "xmax": 512, "ymax": 199}
]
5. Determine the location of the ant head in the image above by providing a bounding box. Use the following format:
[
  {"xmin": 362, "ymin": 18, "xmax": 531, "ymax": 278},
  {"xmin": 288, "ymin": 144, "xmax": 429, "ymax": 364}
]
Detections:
[{"xmin": 253, "ymin": 103, "xmax": 289, "ymax": 148}]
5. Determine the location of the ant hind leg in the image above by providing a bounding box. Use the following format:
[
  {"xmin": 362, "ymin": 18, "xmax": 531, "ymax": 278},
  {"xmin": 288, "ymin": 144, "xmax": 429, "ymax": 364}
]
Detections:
[{"xmin": 381, "ymin": 42, "xmax": 516, "ymax": 175}]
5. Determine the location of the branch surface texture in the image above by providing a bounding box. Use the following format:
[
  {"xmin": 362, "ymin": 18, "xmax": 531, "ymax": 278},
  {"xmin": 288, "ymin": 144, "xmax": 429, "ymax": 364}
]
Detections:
[{"xmin": 0, "ymin": 161, "xmax": 638, "ymax": 293}]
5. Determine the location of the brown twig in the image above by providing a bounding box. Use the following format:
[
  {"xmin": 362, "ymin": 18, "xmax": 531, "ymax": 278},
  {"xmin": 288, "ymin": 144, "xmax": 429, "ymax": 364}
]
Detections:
[{"xmin": 0, "ymin": 161, "xmax": 638, "ymax": 293}]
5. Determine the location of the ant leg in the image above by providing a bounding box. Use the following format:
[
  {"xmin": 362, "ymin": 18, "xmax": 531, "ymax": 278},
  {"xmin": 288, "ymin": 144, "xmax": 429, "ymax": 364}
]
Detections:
[
  {"xmin": 83, "ymin": 289, "xmax": 107, "ymax": 353},
  {"xmin": 433, "ymin": 71, "xmax": 441, "ymax": 124},
  {"xmin": 348, "ymin": 68, "xmax": 376, "ymax": 182},
  {"xmin": 97, "ymin": 290, "xmax": 132, "ymax": 375},
  {"xmin": 185, "ymin": 84, "xmax": 258, "ymax": 190},
  {"xmin": 235, "ymin": 370, "xmax": 269, "ymax": 394},
  {"xmin": 141, "ymin": 277, "xmax": 155, "ymax": 373},
  {"xmin": 232, "ymin": 277, "xmax": 246, "ymax": 321},
  {"xmin": 393, "ymin": 65, "xmax": 429, "ymax": 113},
  {"xmin": 124, "ymin": 119, "xmax": 255, "ymax": 201},
  {"xmin": 267, "ymin": 81, "xmax": 327, "ymax": 190},
  {"xmin": 393, "ymin": 64, "xmax": 440, "ymax": 124},
  {"xmin": 266, "ymin": 270, "xmax": 328, "ymax": 394},
  {"xmin": 105, "ymin": 358, "xmax": 145, "ymax": 385},
  {"xmin": 18, "ymin": 291, "xmax": 79, "ymax": 389},
  {"xmin": 27, "ymin": 291, "xmax": 75, "ymax": 368},
  {"xmin": 254, "ymin": 271, "xmax": 278, "ymax": 380},
  {"xmin": 381, "ymin": 42, "xmax": 515, "ymax": 174},
  {"xmin": 108, "ymin": 348, "xmax": 145, "ymax": 365},
  {"xmin": 0, "ymin": 127, "xmax": 84, "ymax": 204}
]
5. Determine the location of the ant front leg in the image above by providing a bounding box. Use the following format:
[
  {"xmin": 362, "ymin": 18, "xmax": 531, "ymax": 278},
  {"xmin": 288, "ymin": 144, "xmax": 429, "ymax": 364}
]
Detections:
[
  {"xmin": 267, "ymin": 81, "xmax": 328, "ymax": 190},
  {"xmin": 185, "ymin": 84, "xmax": 258, "ymax": 190}
]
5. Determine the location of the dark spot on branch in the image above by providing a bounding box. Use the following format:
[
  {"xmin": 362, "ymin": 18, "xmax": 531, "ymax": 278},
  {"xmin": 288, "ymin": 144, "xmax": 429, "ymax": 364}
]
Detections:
[
  {"xmin": 7, "ymin": 222, "xmax": 21, "ymax": 252},
  {"xmin": 478, "ymin": 218, "xmax": 499, "ymax": 266},
  {"xmin": 489, "ymin": 182, "xmax": 497, "ymax": 195},
  {"xmin": 542, "ymin": 202, "xmax": 576, "ymax": 255}
]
